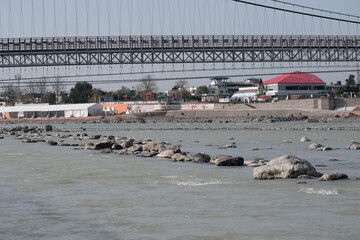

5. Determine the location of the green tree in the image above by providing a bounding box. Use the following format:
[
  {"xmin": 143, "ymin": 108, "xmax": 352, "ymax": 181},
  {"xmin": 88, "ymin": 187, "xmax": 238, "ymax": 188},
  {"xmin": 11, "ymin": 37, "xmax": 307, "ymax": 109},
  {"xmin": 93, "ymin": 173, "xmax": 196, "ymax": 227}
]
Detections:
[
  {"xmin": 345, "ymin": 74, "xmax": 359, "ymax": 94},
  {"xmin": 337, "ymin": 75, "xmax": 360, "ymax": 96},
  {"xmin": 68, "ymin": 81, "xmax": 93, "ymax": 103},
  {"xmin": 198, "ymin": 85, "xmax": 210, "ymax": 95},
  {"xmin": 1, "ymin": 84, "xmax": 18, "ymax": 103}
]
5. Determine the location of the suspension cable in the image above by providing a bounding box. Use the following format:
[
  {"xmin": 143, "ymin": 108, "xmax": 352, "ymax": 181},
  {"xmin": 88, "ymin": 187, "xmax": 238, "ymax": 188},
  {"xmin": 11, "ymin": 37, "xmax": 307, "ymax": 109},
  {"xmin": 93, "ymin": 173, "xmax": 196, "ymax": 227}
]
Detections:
[
  {"xmin": 31, "ymin": 0, "xmax": 35, "ymax": 36},
  {"xmin": 53, "ymin": 0, "xmax": 57, "ymax": 37},
  {"xmin": 64, "ymin": 0, "xmax": 68, "ymax": 36},
  {"xmin": 42, "ymin": 0, "xmax": 46, "ymax": 36},
  {"xmin": 232, "ymin": 0, "xmax": 360, "ymax": 25},
  {"xmin": 271, "ymin": 0, "xmax": 360, "ymax": 20}
]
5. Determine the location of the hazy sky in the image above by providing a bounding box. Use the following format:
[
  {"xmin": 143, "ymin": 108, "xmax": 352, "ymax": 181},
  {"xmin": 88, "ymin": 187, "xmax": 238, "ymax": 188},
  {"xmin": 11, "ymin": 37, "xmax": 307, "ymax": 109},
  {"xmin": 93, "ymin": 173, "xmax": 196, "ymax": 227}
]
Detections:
[{"xmin": 0, "ymin": 0, "xmax": 359, "ymax": 91}]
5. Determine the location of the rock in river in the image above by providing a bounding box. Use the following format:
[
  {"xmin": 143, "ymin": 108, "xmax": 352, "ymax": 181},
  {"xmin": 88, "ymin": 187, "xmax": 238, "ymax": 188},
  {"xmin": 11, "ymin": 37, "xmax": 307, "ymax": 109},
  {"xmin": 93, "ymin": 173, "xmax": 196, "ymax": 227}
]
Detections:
[
  {"xmin": 157, "ymin": 150, "xmax": 175, "ymax": 159},
  {"xmin": 171, "ymin": 153, "xmax": 192, "ymax": 162},
  {"xmin": 193, "ymin": 153, "xmax": 211, "ymax": 163},
  {"xmin": 348, "ymin": 142, "xmax": 360, "ymax": 150},
  {"xmin": 215, "ymin": 155, "xmax": 244, "ymax": 166},
  {"xmin": 121, "ymin": 139, "xmax": 134, "ymax": 149},
  {"xmin": 300, "ymin": 137, "xmax": 311, "ymax": 142},
  {"xmin": 319, "ymin": 172, "xmax": 348, "ymax": 181},
  {"xmin": 308, "ymin": 143, "xmax": 324, "ymax": 150},
  {"xmin": 94, "ymin": 141, "xmax": 114, "ymax": 150},
  {"xmin": 253, "ymin": 155, "xmax": 322, "ymax": 180}
]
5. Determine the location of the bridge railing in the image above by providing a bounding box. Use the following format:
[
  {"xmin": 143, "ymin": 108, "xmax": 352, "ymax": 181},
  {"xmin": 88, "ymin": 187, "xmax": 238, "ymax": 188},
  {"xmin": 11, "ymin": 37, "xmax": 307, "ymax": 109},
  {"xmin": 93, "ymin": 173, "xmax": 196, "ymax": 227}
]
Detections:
[{"xmin": 1, "ymin": 35, "xmax": 359, "ymax": 52}]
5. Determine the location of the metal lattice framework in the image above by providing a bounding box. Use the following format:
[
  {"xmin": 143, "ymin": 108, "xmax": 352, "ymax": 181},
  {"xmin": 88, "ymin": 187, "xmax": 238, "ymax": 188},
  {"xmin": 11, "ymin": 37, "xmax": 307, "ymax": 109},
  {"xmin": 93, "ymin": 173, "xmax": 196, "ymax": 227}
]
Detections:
[{"xmin": 0, "ymin": 35, "xmax": 359, "ymax": 67}]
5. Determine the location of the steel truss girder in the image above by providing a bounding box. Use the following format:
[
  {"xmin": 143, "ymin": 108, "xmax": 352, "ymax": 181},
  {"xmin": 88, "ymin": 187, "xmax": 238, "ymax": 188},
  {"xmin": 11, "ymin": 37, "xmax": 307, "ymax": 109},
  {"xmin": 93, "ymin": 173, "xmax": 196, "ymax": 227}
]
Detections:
[{"xmin": 1, "ymin": 48, "xmax": 359, "ymax": 67}]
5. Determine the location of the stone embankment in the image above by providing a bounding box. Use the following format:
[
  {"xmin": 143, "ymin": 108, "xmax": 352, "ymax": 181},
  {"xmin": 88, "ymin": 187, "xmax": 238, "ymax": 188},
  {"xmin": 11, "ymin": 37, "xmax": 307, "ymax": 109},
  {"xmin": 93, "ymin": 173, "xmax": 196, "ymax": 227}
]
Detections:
[{"xmin": 0, "ymin": 125, "xmax": 356, "ymax": 182}]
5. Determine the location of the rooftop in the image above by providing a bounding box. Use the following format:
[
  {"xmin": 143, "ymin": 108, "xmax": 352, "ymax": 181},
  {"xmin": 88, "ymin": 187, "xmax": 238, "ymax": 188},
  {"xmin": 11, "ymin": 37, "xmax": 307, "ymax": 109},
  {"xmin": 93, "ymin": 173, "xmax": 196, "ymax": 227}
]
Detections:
[{"xmin": 263, "ymin": 71, "xmax": 326, "ymax": 85}]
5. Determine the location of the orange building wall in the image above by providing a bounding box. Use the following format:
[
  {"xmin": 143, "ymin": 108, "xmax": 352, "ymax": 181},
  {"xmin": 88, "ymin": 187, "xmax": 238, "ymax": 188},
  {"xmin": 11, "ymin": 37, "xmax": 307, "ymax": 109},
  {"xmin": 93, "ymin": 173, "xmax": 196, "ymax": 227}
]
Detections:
[{"xmin": 101, "ymin": 104, "xmax": 128, "ymax": 115}]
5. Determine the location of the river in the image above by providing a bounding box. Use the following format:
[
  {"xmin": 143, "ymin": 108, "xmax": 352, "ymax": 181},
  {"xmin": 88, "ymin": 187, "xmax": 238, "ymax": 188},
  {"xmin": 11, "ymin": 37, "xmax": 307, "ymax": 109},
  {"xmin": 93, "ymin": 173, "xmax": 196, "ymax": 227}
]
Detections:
[{"xmin": 0, "ymin": 121, "xmax": 359, "ymax": 240}]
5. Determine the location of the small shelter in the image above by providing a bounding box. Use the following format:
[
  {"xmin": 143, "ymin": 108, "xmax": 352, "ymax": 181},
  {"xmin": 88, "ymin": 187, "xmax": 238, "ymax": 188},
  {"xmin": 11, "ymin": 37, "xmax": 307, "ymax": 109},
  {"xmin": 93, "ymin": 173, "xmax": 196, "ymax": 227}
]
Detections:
[{"xmin": 145, "ymin": 92, "xmax": 157, "ymax": 101}]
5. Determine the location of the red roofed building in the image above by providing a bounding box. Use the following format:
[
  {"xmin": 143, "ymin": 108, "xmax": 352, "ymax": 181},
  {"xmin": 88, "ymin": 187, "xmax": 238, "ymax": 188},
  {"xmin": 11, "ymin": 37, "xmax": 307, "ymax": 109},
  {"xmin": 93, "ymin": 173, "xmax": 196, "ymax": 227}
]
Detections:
[{"xmin": 263, "ymin": 71, "xmax": 328, "ymax": 99}]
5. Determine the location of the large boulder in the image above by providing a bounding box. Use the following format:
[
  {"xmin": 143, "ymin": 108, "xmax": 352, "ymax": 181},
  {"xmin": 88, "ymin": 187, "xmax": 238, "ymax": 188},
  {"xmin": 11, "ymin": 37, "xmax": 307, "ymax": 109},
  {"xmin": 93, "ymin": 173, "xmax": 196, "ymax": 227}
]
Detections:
[
  {"xmin": 143, "ymin": 142, "xmax": 166, "ymax": 152},
  {"xmin": 121, "ymin": 139, "xmax": 134, "ymax": 149},
  {"xmin": 171, "ymin": 153, "xmax": 192, "ymax": 162},
  {"xmin": 127, "ymin": 144, "xmax": 143, "ymax": 153},
  {"xmin": 215, "ymin": 155, "xmax": 244, "ymax": 166},
  {"xmin": 253, "ymin": 155, "xmax": 322, "ymax": 180},
  {"xmin": 193, "ymin": 153, "xmax": 211, "ymax": 163},
  {"xmin": 93, "ymin": 140, "xmax": 114, "ymax": 150},
  {"xmin": 319, "ymin": 172, "xmax": 348, "ymax": 181},
  {"xmin": 309, "ymin": 143, "xmax": 324, "ymax": 150},
  {"xmin": 348, "ymin": 142, "xmax": 360, "ymax": 150},
  {"xmin": 157, "ymin": 150, "xmax": 175, "ymax": 158}
]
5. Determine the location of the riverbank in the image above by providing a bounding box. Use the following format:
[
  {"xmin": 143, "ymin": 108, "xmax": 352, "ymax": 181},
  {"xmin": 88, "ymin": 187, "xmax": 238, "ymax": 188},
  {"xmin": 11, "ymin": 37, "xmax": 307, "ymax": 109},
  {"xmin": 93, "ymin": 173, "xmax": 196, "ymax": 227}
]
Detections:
[{"xmin": 0, "ymin": 108, "xmax": 359, "ymax": 125}]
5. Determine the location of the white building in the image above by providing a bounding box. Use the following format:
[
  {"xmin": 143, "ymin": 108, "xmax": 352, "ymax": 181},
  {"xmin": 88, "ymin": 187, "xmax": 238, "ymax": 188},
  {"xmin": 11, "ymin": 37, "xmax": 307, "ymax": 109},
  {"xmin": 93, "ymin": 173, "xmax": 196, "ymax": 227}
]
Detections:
[
  {"xmin": 0, "ymin": 103, "xmax": 103, "ymax": 119},
  {"xmin": 263, "ymin": 71, "xmax": 328, "ymax": 99},
  {"xmin": 203, "ymin": 77, "xmax": 259, "ymax": 102}
]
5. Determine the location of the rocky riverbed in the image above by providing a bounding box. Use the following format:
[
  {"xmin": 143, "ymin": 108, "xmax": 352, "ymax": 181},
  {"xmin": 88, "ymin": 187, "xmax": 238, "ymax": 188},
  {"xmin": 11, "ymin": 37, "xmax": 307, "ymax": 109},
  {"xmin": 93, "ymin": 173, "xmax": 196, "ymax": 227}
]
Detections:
[{"xmin": 1, "ymin": 124, "xmax": 357, "ymax": 182}]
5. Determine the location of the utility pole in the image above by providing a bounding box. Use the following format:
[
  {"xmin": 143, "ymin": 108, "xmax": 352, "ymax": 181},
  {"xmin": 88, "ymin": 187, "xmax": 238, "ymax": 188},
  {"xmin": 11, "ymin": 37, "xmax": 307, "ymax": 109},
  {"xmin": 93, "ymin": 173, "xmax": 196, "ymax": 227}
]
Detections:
[{"xmin": 357, "ymin": 63, "xmax": 360, "ymax": 85}]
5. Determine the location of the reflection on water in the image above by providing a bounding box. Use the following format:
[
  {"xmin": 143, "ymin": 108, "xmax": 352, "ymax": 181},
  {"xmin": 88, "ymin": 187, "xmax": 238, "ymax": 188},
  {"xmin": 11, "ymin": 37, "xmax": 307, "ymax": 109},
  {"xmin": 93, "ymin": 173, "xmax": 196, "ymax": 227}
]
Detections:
[{"xmin": 1, "ymin": 121, "xmax": 360, "ymax": 240}]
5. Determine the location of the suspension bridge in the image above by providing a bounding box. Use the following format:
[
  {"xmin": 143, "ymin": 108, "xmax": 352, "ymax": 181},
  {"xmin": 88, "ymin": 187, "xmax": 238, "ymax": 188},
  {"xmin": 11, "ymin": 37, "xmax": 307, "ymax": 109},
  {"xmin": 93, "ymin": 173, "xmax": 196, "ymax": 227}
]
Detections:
[
  {"xmin": 1, "ymin": 34, "xmax": 359, "ymax": 67},
  {"xmin": 0, "ymin": 0, "xmax": 359, "ymax": 85}
]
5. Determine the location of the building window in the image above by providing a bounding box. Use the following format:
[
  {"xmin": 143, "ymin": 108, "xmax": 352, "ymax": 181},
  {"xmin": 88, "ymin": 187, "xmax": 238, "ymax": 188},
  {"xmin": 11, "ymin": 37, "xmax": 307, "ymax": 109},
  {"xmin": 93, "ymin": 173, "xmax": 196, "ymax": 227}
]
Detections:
[
  {"xmin": 286, "ymin": 86, "xmax": 298, "ymax": 90},
  {"xmin": 299, "ymin": 86, "xmax": 311, "ymax": 90},
  {"xmin": 314, "ymin": 86, "xmax": 325, "ymax": 90}
]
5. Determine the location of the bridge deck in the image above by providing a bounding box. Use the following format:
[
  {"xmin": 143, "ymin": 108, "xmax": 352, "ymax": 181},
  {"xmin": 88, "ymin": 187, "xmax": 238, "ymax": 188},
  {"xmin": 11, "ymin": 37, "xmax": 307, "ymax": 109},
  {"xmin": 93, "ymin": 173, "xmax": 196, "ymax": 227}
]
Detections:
[
  {"xmin": 1, "ymin": 35, "xmax": 359, "ymax": 52},
  {"xmin": 1, "ymin": 35, "xmax": 359, "ymax": 67}
]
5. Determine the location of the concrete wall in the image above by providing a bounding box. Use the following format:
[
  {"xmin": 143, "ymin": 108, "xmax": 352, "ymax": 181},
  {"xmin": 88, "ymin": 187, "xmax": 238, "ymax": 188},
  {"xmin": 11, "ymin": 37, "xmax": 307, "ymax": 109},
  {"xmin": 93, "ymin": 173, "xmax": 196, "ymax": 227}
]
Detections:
[
  {"xmin": 216, "ymin": 99, "xmax": 320, "ymax": 110},
  {"xmin": 334, "ymin": 98, "xmax": 360, "ymax": 109},
  {"xmin": 216, "ymin": 98, "xmax": 360, "ymax": 111},
  {"xmin": 254, "ymin": 99, "xmax": 318, "ymax": 110}
]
